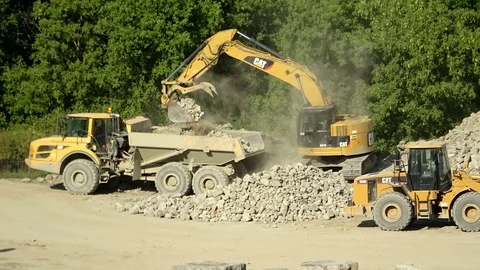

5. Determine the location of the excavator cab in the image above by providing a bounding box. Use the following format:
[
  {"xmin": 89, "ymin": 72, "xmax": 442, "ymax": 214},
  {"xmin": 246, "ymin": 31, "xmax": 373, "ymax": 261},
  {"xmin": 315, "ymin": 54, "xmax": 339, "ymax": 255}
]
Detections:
[{"xmin": 297, "ymin": 106, "xmax": 336, "ymax": 148}]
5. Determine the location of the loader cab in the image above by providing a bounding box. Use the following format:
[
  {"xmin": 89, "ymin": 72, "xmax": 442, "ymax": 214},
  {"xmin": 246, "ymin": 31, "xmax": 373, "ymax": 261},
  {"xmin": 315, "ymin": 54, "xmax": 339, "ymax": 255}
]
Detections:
[
  {"xmin": 405, "ymin": 144, "xmax": 452, "ymax": 192},
  {"xmin": 297, "ymin": 106, "xmax": 336, "ymax": 148}
]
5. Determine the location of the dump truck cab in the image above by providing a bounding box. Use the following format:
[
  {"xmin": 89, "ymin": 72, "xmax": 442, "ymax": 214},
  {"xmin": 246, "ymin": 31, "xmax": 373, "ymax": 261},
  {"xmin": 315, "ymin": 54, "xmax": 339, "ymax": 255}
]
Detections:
[
  {"xmin": 344, "ymin": 141, "xmax": 480, "ymax": 232},
  {"xmin": 25, "ymin": 112, "xmax": 124, "ymax": 175}
]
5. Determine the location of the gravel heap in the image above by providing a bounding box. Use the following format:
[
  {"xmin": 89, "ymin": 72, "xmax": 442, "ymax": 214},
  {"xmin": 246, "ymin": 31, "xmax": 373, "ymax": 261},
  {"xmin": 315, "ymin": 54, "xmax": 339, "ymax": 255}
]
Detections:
[
  {"xmin": 206, "ymin": 129, "xmax": 232, "ymax": 138},
  {"xmin": 179, "ymin": 98, "xmax": 204, "ymax": 121},
  {"xmin": 116, "ymin": 163, "xmax": 351, "ymax": 223},
  {"xmin": 434, "ymin": 111, "xmax": 480, "ymax": 174}
]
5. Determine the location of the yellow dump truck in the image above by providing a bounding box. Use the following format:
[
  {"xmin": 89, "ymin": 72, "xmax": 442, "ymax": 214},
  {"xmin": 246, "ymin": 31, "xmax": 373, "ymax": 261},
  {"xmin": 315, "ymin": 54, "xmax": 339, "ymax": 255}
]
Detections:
[{"xmin": 24, "ymin": 112, "xmax": 264, "ymax": 196}]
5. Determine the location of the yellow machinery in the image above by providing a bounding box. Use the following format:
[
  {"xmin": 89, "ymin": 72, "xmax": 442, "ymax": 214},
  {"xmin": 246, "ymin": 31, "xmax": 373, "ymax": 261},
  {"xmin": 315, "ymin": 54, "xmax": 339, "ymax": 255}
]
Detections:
[
  {"xmin": 24, "ymin": 112, "xmax": 265, "ymax": 195},
  {"xmin": 160, "ymin": 29, "xmax": 377, "ymax": 180},
  {"xmin": 344, "ymin": 141, "xmax": 480, "ymax": 232}
]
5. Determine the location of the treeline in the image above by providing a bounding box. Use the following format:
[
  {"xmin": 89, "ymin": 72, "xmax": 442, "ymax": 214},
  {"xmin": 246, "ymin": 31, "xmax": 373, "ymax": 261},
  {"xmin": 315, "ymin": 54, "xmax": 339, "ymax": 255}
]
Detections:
[{"xmin": 1, "ymin": 0, "xmax": 480, "ymax": 159}]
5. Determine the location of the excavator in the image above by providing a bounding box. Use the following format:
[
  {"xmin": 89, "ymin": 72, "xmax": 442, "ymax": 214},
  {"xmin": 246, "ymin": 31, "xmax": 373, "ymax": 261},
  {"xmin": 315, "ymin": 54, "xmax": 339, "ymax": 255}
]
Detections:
[{"xmin": 159, "ymin": 29, "xmax": 377, "ymax": 180}]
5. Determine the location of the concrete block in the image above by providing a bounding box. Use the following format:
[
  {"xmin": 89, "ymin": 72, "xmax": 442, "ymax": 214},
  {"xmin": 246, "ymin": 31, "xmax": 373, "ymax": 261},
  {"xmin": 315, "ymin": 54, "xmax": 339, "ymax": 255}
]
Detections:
[
  {"xmin": 299, "ymin": 260, "xmax": 359, "ymax": 270},
  {"xmin": 172, "ymin": 261, "xmax": 247, "ymax": 270}
]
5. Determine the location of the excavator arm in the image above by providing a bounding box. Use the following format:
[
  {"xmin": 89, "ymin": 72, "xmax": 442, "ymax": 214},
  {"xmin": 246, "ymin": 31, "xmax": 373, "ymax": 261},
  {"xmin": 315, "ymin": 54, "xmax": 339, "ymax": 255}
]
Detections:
[{"xmin": 161, "ymin": 29, "xmax": 332, "ymax": 122}]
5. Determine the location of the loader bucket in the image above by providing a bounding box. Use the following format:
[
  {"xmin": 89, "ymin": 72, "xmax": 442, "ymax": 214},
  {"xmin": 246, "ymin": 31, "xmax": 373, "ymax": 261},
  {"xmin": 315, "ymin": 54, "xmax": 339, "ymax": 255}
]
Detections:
[{"xmin": 167, "ymin": 101, "xmax": 193, "ymax": 123}]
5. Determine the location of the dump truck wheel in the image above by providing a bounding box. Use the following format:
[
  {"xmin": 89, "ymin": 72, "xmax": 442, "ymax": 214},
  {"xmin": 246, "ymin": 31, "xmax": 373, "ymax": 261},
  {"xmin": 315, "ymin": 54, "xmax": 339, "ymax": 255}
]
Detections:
[
  {"xmin": 452, "ymin": 192, "xmax": 480, "ymax": 232},
  {"xmin": 155, "ymin": 162, "xmax": 192, "ymax": 196},
  {"xmin": 192, "ymin": 166, "xmax": 230, "ymax": 195},
  {"xmin": 62, "ymin": 159, "xmax": 100, "ymax": 195},
  {"xmin": 373, "ymin": 192, "xmax": 413, "ymax": 231}
]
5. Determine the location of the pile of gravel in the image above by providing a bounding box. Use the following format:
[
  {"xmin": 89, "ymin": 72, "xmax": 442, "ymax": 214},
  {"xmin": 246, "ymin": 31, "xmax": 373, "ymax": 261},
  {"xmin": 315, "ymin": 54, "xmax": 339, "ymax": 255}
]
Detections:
[
  {"xmin": 179, "ymin": 98, "xmax": 204, "ymax": 121},
  {"xmin": 116, "ymin": 163, "xmax": 351, "ymax": 223},
  {"xmin": 206, "ymin": 129, "xmax": 232, "ymax": 138},
  {"xmin": 435, "ymin": 111, "xmax": 480, "ymax": 174}
]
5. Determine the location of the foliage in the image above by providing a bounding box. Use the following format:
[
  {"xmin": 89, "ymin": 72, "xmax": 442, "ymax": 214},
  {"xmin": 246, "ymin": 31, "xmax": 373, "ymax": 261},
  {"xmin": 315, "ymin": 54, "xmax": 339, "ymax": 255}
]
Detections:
[
  {"xmin": 359, "ymin": 0, "xmax": 480, "ymax": 150},
  {"xmin": 0, "ymin": 0, "xmax": 38, "ymax": 128},
  {"xmin": 1, "ymin": 0, "xmax": 480, "ymax": 157},
  {"xmin": 3, "ymin": 0, "xmax": 226, "ymax": 125},
  {"xmin": 0, "ymin": 113, "xmax": 58, "ymax": 160}
]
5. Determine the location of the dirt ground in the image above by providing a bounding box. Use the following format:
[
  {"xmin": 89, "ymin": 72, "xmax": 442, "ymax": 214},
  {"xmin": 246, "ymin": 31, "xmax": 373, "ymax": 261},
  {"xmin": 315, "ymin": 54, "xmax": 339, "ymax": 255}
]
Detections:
[{"xmin": 1, "ymin": 179, "xmax": 480, "ymax": 270}]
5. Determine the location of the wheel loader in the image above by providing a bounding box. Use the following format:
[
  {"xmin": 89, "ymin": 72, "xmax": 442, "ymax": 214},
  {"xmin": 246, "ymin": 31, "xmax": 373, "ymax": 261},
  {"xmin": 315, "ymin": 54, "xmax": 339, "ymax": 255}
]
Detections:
[{"xmin": 344, "ymin": 140, "xmax": 480, "ymax": 232}]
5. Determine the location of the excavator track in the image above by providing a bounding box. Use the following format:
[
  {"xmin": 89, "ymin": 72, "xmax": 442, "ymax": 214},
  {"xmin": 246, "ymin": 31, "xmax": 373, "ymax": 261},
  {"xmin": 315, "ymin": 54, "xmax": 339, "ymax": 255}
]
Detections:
[{"xmin": 307, "ymin": 152, "xmax": 378, "ymax": 181}]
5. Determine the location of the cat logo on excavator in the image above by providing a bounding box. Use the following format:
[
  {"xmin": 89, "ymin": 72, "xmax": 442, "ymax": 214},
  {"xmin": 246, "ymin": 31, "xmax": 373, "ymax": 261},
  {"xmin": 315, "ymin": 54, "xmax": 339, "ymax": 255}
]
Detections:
[{"xmin": 244, "ymin": 56, "xmax": 274, "ymax": 70}]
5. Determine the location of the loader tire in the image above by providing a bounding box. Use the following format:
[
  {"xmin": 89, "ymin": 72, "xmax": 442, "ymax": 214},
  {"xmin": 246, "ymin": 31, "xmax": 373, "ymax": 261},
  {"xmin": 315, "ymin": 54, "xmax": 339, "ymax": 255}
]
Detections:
[
  {"xmin": 155, "ymin": 162, "xmax": 192, "ymax": 196},
  {"xmin": 192, "ymin": 166, "xmax": 230, "ymax": 195},
  {"xmin": 452, "ymin": 192, "xmax": 480, "ymax": 232},
  {"xmin": 62, "ymin": 159, "xmax": 100, "ymax": 195},
  {"xmin": 373, "ymin": 192, "xmax": 413, "ymax": 231}
]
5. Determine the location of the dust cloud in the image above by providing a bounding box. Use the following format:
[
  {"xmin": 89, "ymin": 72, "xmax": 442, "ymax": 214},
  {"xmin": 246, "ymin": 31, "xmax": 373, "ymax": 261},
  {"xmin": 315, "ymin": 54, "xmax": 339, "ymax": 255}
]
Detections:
[{"xmin": 187, "ymin": 68, "xmax": 305, "ymax": 167}]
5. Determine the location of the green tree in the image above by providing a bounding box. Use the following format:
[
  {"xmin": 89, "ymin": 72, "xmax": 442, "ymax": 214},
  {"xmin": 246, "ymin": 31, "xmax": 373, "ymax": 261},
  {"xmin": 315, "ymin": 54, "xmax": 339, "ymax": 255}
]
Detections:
[
  {"xmin": 0, "ymin": 0, "xmax": 37, "ymax": 127},
  {"xmin": 275, "ymin": 0, "xmax": 374, "ymax": 115},
  {"xmin": 359, "ymin": 0, "xmax": 480, "ymax": 150},
  {"xmin": 3, "ymin": 0, "xmax": 227, "ymax": 125}
]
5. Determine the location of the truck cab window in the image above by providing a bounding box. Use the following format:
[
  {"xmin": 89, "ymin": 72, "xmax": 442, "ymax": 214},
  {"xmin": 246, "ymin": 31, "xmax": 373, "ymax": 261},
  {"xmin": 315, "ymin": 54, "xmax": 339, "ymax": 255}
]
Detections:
[
  {"xmin": 66, "ymin": 118, "xmax": 88, "ymax": 137},
  {"xmin": 93, "ymin": 119, "xmax": 108, "ymax": 150}
]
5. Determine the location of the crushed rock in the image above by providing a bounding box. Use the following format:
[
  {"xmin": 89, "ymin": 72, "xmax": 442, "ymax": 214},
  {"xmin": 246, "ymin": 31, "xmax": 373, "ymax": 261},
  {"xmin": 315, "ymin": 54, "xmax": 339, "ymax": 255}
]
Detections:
[
  {"xmin": 151, "ymin": 123, "xmax": 257, "ymax": 154},
  {"xmin": 179, "ymin": 98, "xmax": 204, "ymax": 121},
  {"xmin": 404, "ymin": 111, "xmax": 480, "ymax": 174},
  {"xmin": 117, "ymin": 163, "xmax": 351, "ymax": 223},
  {"xmin": 439, "ymin": 111, "xmax": 480, "ymax": 174}
]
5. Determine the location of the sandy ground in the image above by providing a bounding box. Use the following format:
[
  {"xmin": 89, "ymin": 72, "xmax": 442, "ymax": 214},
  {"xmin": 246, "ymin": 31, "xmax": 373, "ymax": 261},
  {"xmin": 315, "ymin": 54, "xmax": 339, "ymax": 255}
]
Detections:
[{"xmin": 1, "ymin": 179, "xmax": 480, "ymax": 270}]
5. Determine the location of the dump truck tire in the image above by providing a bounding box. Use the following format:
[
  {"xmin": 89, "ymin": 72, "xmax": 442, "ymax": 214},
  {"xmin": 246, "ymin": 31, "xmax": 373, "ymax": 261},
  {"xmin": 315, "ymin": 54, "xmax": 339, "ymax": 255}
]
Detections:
[
  {"xmin": 155, "ymin": 162, "xmax": 192, "ymax": 196},
  {"xmin": 192, "ymin": 166, "xmax": 231, "ymax": 195},
  {"xmin": 452, "ymin": 192, "xmax": 480, "ymax": 232},
  {"xmin": 373, "ymin": 192, "xmax": 413, "ymax": 231},
  {"xmin": 62, "ymin": 159, "xmax": 100, "ymax": 195}
]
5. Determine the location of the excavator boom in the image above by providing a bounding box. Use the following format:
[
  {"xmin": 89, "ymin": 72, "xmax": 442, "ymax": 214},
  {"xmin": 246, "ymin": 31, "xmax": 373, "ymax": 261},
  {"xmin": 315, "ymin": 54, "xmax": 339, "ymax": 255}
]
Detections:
[{"xmin": 161, "ymin": 29, "xmax": 330, "ymax": 108}]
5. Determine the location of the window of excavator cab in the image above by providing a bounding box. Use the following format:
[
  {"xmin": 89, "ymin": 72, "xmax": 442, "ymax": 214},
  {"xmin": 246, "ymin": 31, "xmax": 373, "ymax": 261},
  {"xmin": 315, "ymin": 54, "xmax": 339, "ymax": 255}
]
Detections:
[
  {"xmin": 299, "ymin": 111, "xmax": 330, "ymax": 132},
  {"xmin": 66, "ymin": 118, "xmax": 88, "ymax": 137},
  {"xmin": 300, "ymin": 113, "xmax": 315, "ymax": 133}
]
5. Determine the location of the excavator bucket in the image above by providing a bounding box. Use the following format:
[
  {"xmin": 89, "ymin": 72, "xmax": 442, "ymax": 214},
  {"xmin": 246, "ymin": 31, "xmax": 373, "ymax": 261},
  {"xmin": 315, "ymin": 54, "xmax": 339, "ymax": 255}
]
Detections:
[
  {"xmin": 163, "ymin": 82, "xmax": 218, "ymax": 124},
  {"xmin": 167, "ymin": 100, "xmax": 193, "ymax": 123}
]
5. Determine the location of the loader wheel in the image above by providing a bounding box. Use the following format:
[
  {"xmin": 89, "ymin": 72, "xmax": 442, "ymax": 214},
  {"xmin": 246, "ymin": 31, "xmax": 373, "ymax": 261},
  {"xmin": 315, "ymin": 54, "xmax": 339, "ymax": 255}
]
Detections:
[
  {"xmin": 452, "ymin": 192, "xmax": 480, "ymax": 232},
  {"xmin": 373, "ymin": 192, "xmax": 413, "ymax": 231},
  {"xmin": 192, "ymin": 166, "xmax": 230, "ymax": 195},
  {"xmin": 155, "ymin": 162, "xmax": 192, "ymax": 196},
  {"xmin": 62, "ymin": 159, "xmax": 100, "ymax": 195}
]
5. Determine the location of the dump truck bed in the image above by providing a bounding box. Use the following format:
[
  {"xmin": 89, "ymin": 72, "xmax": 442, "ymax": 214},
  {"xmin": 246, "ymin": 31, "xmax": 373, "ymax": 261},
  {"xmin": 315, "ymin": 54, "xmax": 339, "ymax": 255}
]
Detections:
[{"xmin": 128, "ymin": 129, "xmax": 265, "ymax": 169}]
